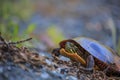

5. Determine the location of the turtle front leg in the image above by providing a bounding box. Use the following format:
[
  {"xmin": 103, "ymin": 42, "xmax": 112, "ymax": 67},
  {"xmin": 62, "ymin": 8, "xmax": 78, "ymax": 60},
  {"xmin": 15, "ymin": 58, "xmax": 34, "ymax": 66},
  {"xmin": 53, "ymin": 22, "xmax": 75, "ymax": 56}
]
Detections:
[{"xmin": 85, "ymin": 55, "xmax": 95, "ymax": 71}]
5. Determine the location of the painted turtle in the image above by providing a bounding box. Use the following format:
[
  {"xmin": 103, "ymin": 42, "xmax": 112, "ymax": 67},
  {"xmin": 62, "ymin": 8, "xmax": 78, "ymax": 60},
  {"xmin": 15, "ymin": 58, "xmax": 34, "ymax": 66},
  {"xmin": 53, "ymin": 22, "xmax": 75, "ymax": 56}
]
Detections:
[{"xmin": 58, "ymin": 37, "xmax": 120, "ymax": 77}]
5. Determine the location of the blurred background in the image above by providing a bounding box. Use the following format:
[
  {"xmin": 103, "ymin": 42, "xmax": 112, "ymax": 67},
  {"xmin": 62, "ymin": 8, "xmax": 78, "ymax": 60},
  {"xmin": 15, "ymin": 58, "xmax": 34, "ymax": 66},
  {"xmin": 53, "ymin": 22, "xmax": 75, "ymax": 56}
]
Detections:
[{"xmin": 1, "ymin": 0, "xmax": 120, "ymax": 54}]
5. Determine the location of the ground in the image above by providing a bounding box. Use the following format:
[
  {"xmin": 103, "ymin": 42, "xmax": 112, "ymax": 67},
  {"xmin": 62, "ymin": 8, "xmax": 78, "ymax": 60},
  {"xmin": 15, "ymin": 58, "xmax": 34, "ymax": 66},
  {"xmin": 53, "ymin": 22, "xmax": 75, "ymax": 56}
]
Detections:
[{"xmin": 0, "ymin": 35, "xmax": 120, "ymax": 80}]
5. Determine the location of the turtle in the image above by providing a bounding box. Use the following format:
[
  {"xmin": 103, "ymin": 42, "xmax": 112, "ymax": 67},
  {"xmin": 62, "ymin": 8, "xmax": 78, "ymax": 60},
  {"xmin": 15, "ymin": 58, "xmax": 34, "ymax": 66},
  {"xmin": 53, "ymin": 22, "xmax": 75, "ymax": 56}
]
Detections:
[{"xmin": 55, "ymin": 37, "xmax": 120, "ymax": 77}]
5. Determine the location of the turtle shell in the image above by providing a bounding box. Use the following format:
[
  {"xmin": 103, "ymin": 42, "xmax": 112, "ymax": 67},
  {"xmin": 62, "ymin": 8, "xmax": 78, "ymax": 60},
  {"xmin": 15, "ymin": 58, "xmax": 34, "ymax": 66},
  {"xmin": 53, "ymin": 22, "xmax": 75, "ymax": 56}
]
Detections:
[{"xmin": 74, "ymin": 37, "xmax": 115, "ymax": 64}]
